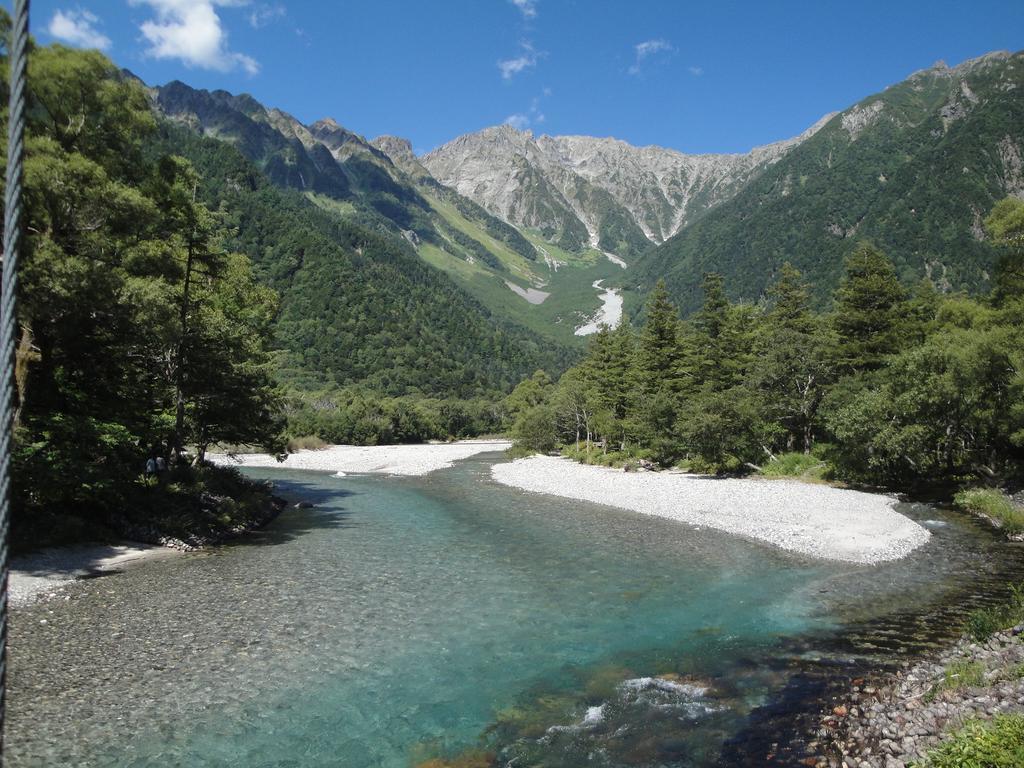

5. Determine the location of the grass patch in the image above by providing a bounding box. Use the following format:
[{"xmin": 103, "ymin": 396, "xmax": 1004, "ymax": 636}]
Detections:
[
  {"xmin": 914, "ymin": 715, "xmax": 1024, "ymax": 768},
  {"xmin": 561, "ymin": 444, "xmax": 653, "ymax": 470},
  {"xmin": 923, "ymin": 659, "xmax": 986, "ymax": 703},
  {"xmin": 998, "ymin": 663, "xmax": 1024, "ymax": 682},
  {"xmin": 941, "ymin": 660, "xmax": 986, "ymax": 690},
  {"xmin": 759, "ymin": 452, "xmax": 830, "ymax": 480},
  {"xmin": 954, "ymin": 488, "xmax": 1024, "ymax": 535},
  {"xmin": 965, "ymin": 583, "xmax": 1024, "ymax": 641}
]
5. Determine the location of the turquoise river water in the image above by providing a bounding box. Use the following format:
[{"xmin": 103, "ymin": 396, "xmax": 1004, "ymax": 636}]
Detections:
[{"xmin": 8, "ymin": 453, "xmax": 1022, "ymax": 767}]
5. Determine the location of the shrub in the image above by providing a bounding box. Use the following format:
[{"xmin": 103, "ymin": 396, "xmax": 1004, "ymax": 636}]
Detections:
[
  {"xmin": 510, "ymin": 405, "xmax": 559, "ymax": 454},
  {"xmin": 965, "ymin": 583, "xmax": 1024, "ymax": 641},
  {"xmin": 287, "ymin": 435, "xmax": 328, "ymax": 452},
  {"xmin": 760, "ymin": 452, "xmax": 829, "ymax": 480},
  {"xmin": 954, "ymin": 489, "xmax": 1024, "ymax": 535},
  {"xmin": 915, "ymin": 715, "xmax": 1024, "ymax": 768}
]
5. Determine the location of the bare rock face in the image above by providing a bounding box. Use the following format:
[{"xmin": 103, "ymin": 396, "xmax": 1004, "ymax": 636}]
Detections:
[
  {"xmin": 371, "ymin": 135, "xmax": 433, "ymax": 180},
  {"xmin": 421, "ymin": 117, "xmax": 832, "ymax": 253}
]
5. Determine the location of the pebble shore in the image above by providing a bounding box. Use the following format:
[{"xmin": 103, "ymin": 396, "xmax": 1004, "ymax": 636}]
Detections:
[
  {"xmin": 814, "ymin": 623, "xmax": 1024, "ymax": 767},
  {"xmin": 210, "ymin": 439, "xmax": 512, "ymax": 476},
  {"xmin": 491, "ymin": 456, "xmax": 930, "ymax": 564}
]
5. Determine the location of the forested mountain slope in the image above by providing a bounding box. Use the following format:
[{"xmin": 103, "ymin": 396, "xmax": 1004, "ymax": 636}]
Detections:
[
  {"xmin": 154, "ymin": 124, "xmax": 573, "ymax": 396},
  {"xmin": 149, "ymin": 79, "xmax": 621, "ymax": 344},
  {"xmin": 633, "ymin": 51, "xmax": 1024, "ymax": 312}
]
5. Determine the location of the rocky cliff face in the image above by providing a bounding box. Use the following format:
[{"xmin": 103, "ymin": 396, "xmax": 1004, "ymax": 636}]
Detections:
[{"xmin": 420, "ymin": 117, "xmax": 832, "ymax": 258}]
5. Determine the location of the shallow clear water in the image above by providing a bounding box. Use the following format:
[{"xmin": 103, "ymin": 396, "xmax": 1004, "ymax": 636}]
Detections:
[{"xmin": 8, "ymin": 455, "xmax": 1016, "ymax": 767}]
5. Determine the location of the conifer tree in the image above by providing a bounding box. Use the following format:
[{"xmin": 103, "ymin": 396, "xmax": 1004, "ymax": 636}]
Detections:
[
  {"xmin": 634, "ymin": 280, "xmax": 681, "ymax": 382},
  {"xmin": 768, "ymin": 262, "xmax": 813, "ymax": 332},
  {"xmin": 832, "ymin": 243, "xmax": 908, "ymax": 372}
]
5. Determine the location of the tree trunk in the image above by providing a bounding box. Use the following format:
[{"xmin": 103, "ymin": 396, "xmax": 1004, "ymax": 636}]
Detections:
[
  {"xmin": 173, "ymin": 186, "xmax": 198, "ymax": 462},
  {"xmin": 13, "ymin": 324, "xmax": 38, "ymax": 426}
]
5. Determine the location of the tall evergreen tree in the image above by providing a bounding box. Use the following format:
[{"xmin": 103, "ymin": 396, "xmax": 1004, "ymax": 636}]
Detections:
[
  {"xmin": 751, "ymin": 264, "xmax": 834, "ymax": 453},
  {"xmin": 767, "ymin": 262, "xmax": 813, "ymax": 332},
  {"xmin": 634, "ymin": 279, "xmax": 681, "ymax": 381},
  {"xmin": 832, "ymin": 243, "xmax": 908, "ymax": 372}
]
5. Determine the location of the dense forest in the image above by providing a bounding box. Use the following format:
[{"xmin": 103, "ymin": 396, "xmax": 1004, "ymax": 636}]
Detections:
[
  {"xmin": 510, "ymin": 198, "xmax": 1024, "ymax": 498},
  {"xmin": 2, "ymin": 39, "xmax": 293, "ymax": 546},
  {"xmin": 155, "ymin": 124, "xmax": 572, "ymax": 398},
  {"xmin": 1, "ymin": 37, "xmax": 576, "ymax": 547}
]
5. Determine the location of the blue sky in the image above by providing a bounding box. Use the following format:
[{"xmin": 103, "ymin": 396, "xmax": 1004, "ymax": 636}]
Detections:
[{"xmin": 31, "ymin": 0, "xmax": 1024, "ymax": 155}]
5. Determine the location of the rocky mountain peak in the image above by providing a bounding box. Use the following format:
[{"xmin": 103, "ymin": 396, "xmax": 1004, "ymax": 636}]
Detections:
[
  {"xmin": 372, "ymin": 135, "xmax": 415, "ymax": 163},
  {"xmin": 312, "ymin": 117, "xmax": 342, "ymax": 131},
  {"xmin": 421, "ymin": 114, "xmax": 832, "ymax": 252}
]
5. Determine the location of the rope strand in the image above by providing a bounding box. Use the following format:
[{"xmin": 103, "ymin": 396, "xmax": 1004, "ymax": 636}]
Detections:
[{"xmin": 1, "ymin": 0, "xmax": 31, "ymax": 760}]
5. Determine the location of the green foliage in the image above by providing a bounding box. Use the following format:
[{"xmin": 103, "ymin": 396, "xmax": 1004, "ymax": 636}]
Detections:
[
  {"xmin": 824, "ymin": 323, "xmax": 1023, "ymax": 485},
  {"xmin": 8, "ymin": 44, "xmax": 285, "ymax": 545},
  {"xmin": 955, "ymin": 489, "xmax": 1024, "ymax": 535},
  {"xmin": 510, "ymin": 405, "xmax": 560, "ymax": 454},
  {"xmin": 832, "ymin": 243, "xmax": 908, "ymax": 372},
  {"xmin": 517, "ymin": 219, "xmax": 1024, "ymax": 486},
  {"xmin": 676, "ymin": 387, "xmax": 774, "ymax": 473},
  {"xmin": 759, "ymin": 452, "xmax": 829, "ymax": 480},
  {"xmin": 504, "ymin": 370, "xmax": 554, "ymax": 421},
  {"xmin": 634, "ymin": 280, "xmax": 682, "ymax": 381},
  {"xmin": 939, "ymin": 660, "xmax": 987, "ymax": 692},
  {"xmin": 915, "ymin": 715, "xmax": 1024, "ymax": 768},
  {"xmin": 634, "ymin": 52, "xmax": 1024, "ymax": 314},
  {"xmin": 285, "ymin": 389, "xmax": 504, "ymax": 445},
  {"xmin": 965, "ymin": 584, "xmax": 1024, "ymax": 641},
  {"xmin": 985, "ymin": 197, "xmax": 1024, "ymax": 304}
]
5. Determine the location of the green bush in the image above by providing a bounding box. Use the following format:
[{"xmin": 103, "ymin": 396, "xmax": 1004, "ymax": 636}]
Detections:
[
  {"xmin": 510, "ymin": 405, "xmax": 559, "ymax": 454},
  {"xmin": 966, "ymin": 583, "xmax": 1024, "ymax": 641},
  {"xmin": 759, "ymin": 452, "xmax": 830, "ymax": 479},
  {"xmin": 561, "ymin": 444, "xmax": 641, "ymax": 468},
  {"xmin": 915, "ymin": 715, "xmax": 1024, "ymax": 768},
  {"xmin": 955, "ymin": 489, "xmax": 1024, "ymax": 535}
]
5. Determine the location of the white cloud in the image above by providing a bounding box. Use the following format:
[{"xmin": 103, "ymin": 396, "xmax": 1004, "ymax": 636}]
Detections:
[
  {"xmin": 130, "ymin": 0, "xmax": 259, "ymax": 75},
  {"xmin": 689, "ymin": 65, "xmax": 704, "ymax": 76},
  {"xmin": 503, "ymin": 91, "xmax": 548, "ymax": 131},
  {"xmin": 628, "ymin": 38, "xmax": 673, "ymax": 75},
  {"xmin": 504, "ymin": 113, "xmax": 531, "ymax": 130},
  {"xmin": 248, "ymin": 3, "xmax": 285, "ymax": 29},
  {"xmin": 509, "ymin": 0, "xmax": 537, "ymax": 19},
  {"xmin": 47, "ymin": 8, "xmax": 111, "ymax": 50},
  {"xmin": 498, "ymin": 40, "xmax": 541, "ymax": 80}
]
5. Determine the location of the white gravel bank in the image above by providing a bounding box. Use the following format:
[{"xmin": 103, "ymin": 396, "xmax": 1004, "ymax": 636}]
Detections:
[
  {"xmin": 210, "ymin": 439, "xmax": 512, "ymax": 477},
  {"xmin": 11, "ymin": 544, "xmax": 181, "ymax": 608},
  {"xmin": 491, "ymin": 456, "xmax": 930, "ymax": 564}
]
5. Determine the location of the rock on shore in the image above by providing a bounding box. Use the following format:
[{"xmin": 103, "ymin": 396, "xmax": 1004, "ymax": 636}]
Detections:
[{"xmin": 816, "ymin": 623, "xmax": 1024, "ymax": 767}]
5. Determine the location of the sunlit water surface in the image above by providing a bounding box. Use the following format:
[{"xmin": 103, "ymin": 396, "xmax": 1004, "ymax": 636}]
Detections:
[{"xmin": 8, "ymin": 454, "xmax": 1017, "ymax": 767}]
